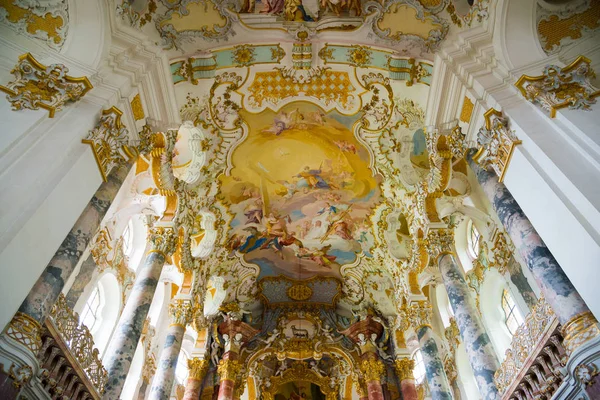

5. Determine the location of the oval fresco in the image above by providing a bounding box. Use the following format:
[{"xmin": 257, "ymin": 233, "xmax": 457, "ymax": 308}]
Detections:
[{"xmin": 221, "ymin": 102, "xmax": 381, "ymax": 280}]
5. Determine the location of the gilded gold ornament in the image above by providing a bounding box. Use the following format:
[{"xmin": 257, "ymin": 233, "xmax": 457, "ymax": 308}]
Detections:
[{"xmin": 0, "ymin": 53, "xmax": 92, "ymax": 118}]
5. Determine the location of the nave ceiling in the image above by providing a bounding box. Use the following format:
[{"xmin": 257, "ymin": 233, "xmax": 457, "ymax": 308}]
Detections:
[{"xmin": 109, "ymin": 0, "xmax": 484, "ymax": 332}]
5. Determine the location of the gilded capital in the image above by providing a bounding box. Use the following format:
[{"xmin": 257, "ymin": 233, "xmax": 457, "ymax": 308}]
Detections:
[
  {"xmin": 188, "ymin": 358, "xmax": 209, "ymax": 380},
  {"xmin": 217, "ymin": 358, "xmax": 242, "ymax": 382},
  {"xmin": 561, "ymin": 311, "xmax": 600, "ymax": 354},
  {"xmin": 394, "ymin": 358, "xmax": 415, "ymax": 381},
  {"xmin": 425, "ymin": 229, "xmax": 454, "ymax": 262},
  {"xmin": 5, "ymin": 312, "xmax": 43, "ymax": 355},
  {"xmin": 360, "ymin": 358, "xmax": 385, "ymax": 383},
  {"xmin": 83, "ymin": 107, "xmax": 132, "ymax": 181},
  {"xmin": 408, "ymin": 301, "xmax": 433, "ymax": 331},
  {"xmin": 147, "ymin": 226, "xmax": 177, "ymax": 257},
  {"xmin": 0, "ymin": 53, "xmax": 92, "ymax": 118},
  {"xmin": 444, "ymin": 317, "xmax": 461, "ymax": 351},
  {"xmin": 168, "ymin": 299, "xmax": 193, "ymax": 327},
  {"xmin": 472, "ymin": 109, "xmax": 521, "ymax": 182}
]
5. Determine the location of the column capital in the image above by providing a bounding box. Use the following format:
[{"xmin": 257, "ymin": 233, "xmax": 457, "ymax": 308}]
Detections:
[
  {"xmin": 4, "ymin": 312, "xmax": 43, "ymax": 355},
  {"xmin": 168, "ymin": 299, "xmax": 193, "ymax": 328},
  {"xmin": 561, "ymin": 311, "xmax": 600, "ymax": 354},
  {"xmin": 407, "ymin": 301, "xmax": 433, "ymax": 331},
  {"xmin": 217, "ymin": 358, "xmax": 242, "ymax": 382},
  {"xmin": 147, "ymin": 226, "xmax": 178, "ymax": 258},
  {"xmin": 472, "ymin": 109, "xmax": 521, "ymax": 182},
  {"xmin": 394, "ymin": 358, "xmax": 415, "ymax": 381},
  {"xmin": 360, "ymin": 355, "xmax": 385, "ymax": 383},
  {"xmin": 187, "ymin": 357, "xmax": 209, "ymax": 381},
  {"xmin": 425, "ymin": 229, "xmax": 455, "ymax": 263}
]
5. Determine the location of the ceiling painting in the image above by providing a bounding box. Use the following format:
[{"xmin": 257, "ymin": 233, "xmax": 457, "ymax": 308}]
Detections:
[
  {"xmin": 220, "ymin": 102, "xmax": 381, "ymax": 281},
  {"xmin": 366, "ymin": 0, "xmax": 449, "ymax": 51}
]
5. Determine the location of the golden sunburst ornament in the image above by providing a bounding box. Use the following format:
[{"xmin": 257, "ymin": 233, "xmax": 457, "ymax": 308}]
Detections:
[
  {"xmin": 232, "ymin": 44, "xmax": 256, "ymax": 67},
  {"xmin": 348, "ymin": 45, "xmax": 373, "ymax": 67}
]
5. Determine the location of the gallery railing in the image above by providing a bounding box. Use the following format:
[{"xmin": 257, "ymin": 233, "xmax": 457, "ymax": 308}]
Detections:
[
  {"xmin": 37, "ymin": 293, "xmax": 107, "ymax": 399},
  {"xmin": 494, "ymin": 297, "xmax": 567, "ymax": 400}
]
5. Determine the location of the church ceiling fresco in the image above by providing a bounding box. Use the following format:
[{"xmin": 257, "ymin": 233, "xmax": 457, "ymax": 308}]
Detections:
[
  {"xmin": 113, "ymin": 0, "xmax": 491, "ymax": 329},
  {"xmin": 113, "ymin": 0, "xmax": 490, "ymax": 58},
  {"xmin": 161, "ymin": 61, "xmax": 441, "ymax": 318},
  {"xmin": 220, "ymin": 102, "xmax": 381, "ymax": 280}
]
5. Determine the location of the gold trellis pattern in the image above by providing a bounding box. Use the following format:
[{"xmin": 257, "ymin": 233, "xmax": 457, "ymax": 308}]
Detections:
[
  {"xmin": 247, "ymin": 69, "xmax": 356, "ymax": 109},
  {"xmin": 538, "ymin": 2, "xmax": 600, "ymax": 53}
]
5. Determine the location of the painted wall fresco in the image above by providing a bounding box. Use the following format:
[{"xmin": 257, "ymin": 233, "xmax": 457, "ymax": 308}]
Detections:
[{"xmin": 221, "ymin": 102, "xmax": 381, "ymax": 280}]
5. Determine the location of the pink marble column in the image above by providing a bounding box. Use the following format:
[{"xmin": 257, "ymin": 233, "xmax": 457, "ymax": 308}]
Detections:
[{"xmin": 183, "ymin": 358, "xmax": 209, "ymax": 400}]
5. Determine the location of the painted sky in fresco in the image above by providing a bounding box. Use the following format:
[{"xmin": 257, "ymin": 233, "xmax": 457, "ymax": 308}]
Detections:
[{"xmin": 220, "ymin": 102, "xmax": 381, "ymax": 280}]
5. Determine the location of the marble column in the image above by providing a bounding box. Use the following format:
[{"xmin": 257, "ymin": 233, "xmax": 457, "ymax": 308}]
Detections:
[
  {"xmin": 148, "ymin": 299, "xmax": 193, "ymax": 400},
  {"xmin": 439, "ymin": 252, "xmax": 500, "ymax": 400},
  {"xmin": 416, "ymin": 325, "xmax": 453, "ymax": 400},
  {"xmin": 216, "ymin": 317, "xmax": 259, "ymax": 400},
  {"xmin": 395, "ymin": 358, "xmax": 418, "ymax": 400},
  {"xmin": 0, "ymin": 163, "xmax": 132, "ymax": 398},
  {"xmin": 217, "ymin": 353, "xmax": 241, "ymax": 400},
  {"xmin": 5, "ymin": 163, "xmax": 130, "ymax": 330},
  {"xmin": 467, "ymin": 155, "xmax": 599, "ymax": 353},
  {"xmin": 183, "ymin": 358, "xmax": 209, "ymax": 400},
  {"xmin": 102, "ymin": 226, "xmax": 177, "ymax": 400},
  {"xmin": 340, "ymin": 315, "xmax": 386, "ymax": 400}
]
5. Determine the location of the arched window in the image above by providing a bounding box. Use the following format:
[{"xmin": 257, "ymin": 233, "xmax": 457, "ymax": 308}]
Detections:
[
  {"xmin": 175, "ymin": 351, "xmax": 189, "ymax": 385},
  {"xmin": 412, "ymin": 349, "xmax": 426, "ymax": 384},
  {"xmin": 122, "ymin": 219, "xmax": 134, "ymax": 257},
  {"xmin": 80, "ymin": 285, "xmax": 103, "ymax": 332},
  {"xmin": 467, "ymin": 221, "xmax": 481, "ymax": 259},
  {"xmin": 501, "ymin": 289, "xmax": 525, "ymax": 335}
]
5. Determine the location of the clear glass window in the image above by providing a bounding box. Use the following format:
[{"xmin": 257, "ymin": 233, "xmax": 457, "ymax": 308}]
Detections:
[
  {"xmin": 122, "ymin": 220, "xmax": 134, "ymax": 257},
  {"xmin": 467, "ymin": 221, "xmax": 481, "ymax": 259},
  {"xmin": 502, "ymin": 289, "xmax": 525, "ymax": 335},
  {"xmin": 413, "ymin": 349, "xmax": 426, "ymax": 384},
  {"xmin": 80, "ymin": 286, "xmax": 102, "ymax": 332},
  {"xmin": 175, "ymin": 352, "xmax": 189, "ymax": 384}
]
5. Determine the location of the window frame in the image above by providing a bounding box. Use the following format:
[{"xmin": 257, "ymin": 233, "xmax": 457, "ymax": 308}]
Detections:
[
  {"xmin": 467, "ymin": 220, "xmax": 481, "ymax": 260},
  {"xmin": 501, "ymin": 288, "xmax": 524, "ymax": 336},
  {"xmin": 412, "ymin": 348, "xmax": 427, "ymax": 384},
  {"xmin": 80, "ymin": 284, "xmax": 104, "ymax": 333}
]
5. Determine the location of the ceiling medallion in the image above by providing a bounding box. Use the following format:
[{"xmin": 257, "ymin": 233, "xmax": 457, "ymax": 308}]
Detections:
[{"xmin": 287, "ymin": 284, "xmax": 313, "ymax": 301}]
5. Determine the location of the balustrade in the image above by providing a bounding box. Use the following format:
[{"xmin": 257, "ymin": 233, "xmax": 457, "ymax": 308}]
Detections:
[
  {"xmin": 494, "ymin": 298, "xmax": 567, "ymax": 400},
  {"xmin": 36, "ymin": 293, "xmax": 108, "ymax": 399}
]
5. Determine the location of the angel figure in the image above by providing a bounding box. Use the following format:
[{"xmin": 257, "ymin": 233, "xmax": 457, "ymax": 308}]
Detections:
[
  {"xmin": 376, "ymin": 340, "xmax": 393, "ymax": 361},
  {"xmin": 260, "ymin": 328, "xmax": 281, "ymax": 349},
  {"xmin": 210, "ymin": 340, "xmax": 220, "ymax": 367},
  {"xmin": 357, "ymin": 333, "xmax": 367, "ymax": 346},
  {"xmin": 322, "ymin": 323, "xmax": 342, "ymax": 343},
  {"xmin": 275, "ymin": 359, "xmax": 289, "ymax": 376}
]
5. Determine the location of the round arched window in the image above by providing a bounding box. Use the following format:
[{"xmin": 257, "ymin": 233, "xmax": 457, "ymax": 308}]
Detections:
[
  {"xmin": 122, "ymin": 219, "xmax": 134, "ymax": 257},
  {"xmin": 412, "ymin": 349, "xmax": 426, "ymax": 384},
  {"xmin": 80, "ymin": 285, "xmax": 103, "ymax": 333}
]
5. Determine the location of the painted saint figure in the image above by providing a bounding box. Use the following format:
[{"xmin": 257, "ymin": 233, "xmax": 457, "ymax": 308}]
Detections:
[{"xmin": 295, "ymin": 166, "xmax": 330, "ymax": 189}]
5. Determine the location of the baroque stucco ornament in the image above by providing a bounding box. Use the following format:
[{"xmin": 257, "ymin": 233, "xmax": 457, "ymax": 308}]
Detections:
[
  {"xmin": 0, "ymin": 53, "xmax": 92, "ymax": 118},
  {"xmin": 515, "ymin": 55, "xmax": 599, "ymax": 118},
  {"xmin": 0, "ymin": 0, "xmax": 69, "ymax": 49},
  {"xmin": 472, "ymin": 109, "xmax": 521, "ymax": 182},
  {"xmin": 82, "ymin": 107, "xmax": 134, "ymax": 182}
]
